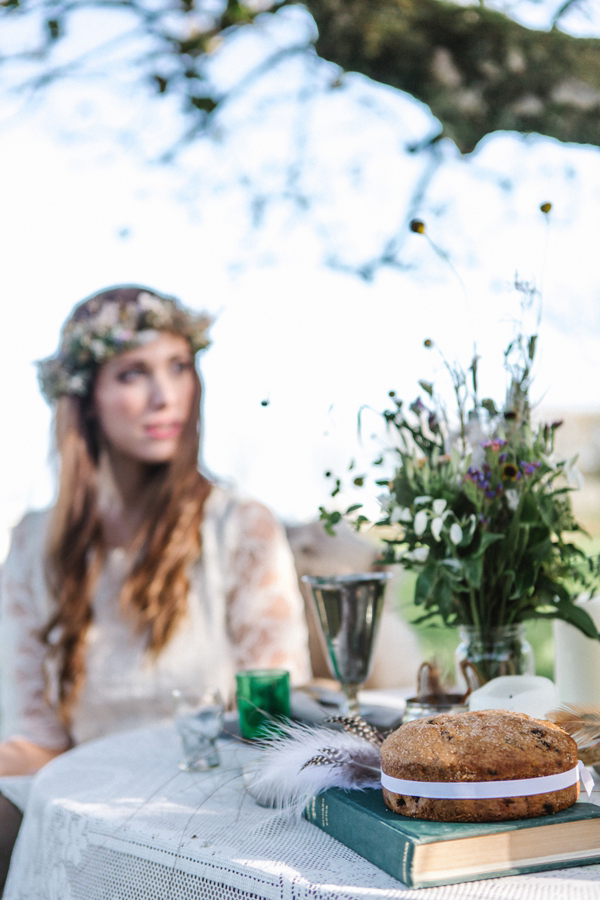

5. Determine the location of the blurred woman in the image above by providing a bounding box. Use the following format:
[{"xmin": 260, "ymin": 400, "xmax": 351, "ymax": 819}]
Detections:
[{"xmin": 0, "ymin": 285, "xmax": 310, "ymax": 887}]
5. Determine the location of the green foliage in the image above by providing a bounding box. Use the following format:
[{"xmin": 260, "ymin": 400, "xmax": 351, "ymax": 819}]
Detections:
[{"xmin": 321, "ymin": 291, "xmax": 600, "ymax": 642}]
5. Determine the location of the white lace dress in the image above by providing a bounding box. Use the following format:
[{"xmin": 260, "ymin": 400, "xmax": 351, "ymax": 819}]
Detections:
[{"xmin": 0, "ymin": 485, "xmax": 310, "ymax": 807}]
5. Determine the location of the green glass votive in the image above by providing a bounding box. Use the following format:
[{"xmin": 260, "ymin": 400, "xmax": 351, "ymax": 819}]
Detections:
[{"xmin": 236, "ymin": 669, "xmax": 291, "ymax": 740}]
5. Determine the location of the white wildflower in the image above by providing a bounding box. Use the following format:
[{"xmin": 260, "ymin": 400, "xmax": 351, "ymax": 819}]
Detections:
[
  {"xmin": 414, "ymin": 510, "xmax": 428, "ymax": 536},
  {"xmin": 390, "ymin": 506, "xmax": 412, "ymax": 523},
  {"xmin": 565, "ymin": 456, "xmax": 584, "ymax": 490},
  {"xmin": 431, "ymin": 517, "xmax": 444, "ymax": 541},
  {"xmin": 505, "ymin": 489, "xmax": 519, "ymax": 511},
  {"xmin": 414, "ymin": 495, "xmax": 432, "ymax": 506},
  {"xmin": 404, "ymin": 547, "xmax": 429, "ymax": 563},
  {"xmin": 450, "ymin": 523, "xmax": 463, "ymax": 545},
  {"xmin": 432, "ymin": 498, "xmax": 447, "ymax": 515}
]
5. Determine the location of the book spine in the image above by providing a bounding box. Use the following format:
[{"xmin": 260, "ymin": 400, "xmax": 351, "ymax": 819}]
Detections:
[{"xmin": 304, "ymin": 791, "xmax": 416, "ymax": 888}]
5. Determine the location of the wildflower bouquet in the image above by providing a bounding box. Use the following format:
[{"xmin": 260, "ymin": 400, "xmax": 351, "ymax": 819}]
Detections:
[{"xmin": 320, "ymin": 315, "xmax": 600, "ymax": 641}]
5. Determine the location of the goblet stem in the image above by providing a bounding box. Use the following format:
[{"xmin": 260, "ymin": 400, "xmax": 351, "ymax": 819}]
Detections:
[{"xmin": 342, "ymin": 683, "xmax": 360, "ymax": 716}]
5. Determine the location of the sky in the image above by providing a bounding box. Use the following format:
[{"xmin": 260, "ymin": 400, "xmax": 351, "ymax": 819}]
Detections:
[{"xmin": 1, "ymin": 0, "xmax": 600, "ymax": 559}]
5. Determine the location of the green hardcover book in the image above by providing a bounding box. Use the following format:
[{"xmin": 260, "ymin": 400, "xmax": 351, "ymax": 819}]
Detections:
[{"xmin": 304, "ymin": 789, "xmax": 600, "ymax": 889}]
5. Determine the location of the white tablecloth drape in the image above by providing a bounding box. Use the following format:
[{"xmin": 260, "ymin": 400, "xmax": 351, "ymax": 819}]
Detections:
[{"xmin": 3, "ymin": 722, "xmax": 600, "ymax": 900}]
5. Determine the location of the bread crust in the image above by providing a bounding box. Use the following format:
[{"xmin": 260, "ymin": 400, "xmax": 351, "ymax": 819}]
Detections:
[{"xmin": 380, "ymin": 710, "xmax": 579, "ymax": 822}]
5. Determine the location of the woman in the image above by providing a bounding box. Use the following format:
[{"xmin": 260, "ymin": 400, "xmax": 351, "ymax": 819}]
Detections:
[{"xmin": 0, "ymin": 286, "xmax": 310, "ymax": 885}]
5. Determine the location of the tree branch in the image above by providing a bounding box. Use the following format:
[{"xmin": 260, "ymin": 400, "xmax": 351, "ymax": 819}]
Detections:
[
  {"xmin": 304, "ymin": 0, "xmax": 600, "ymax": 152},
  {"xmin": 3, "ymin": 0, "xmax": 600, "ymax": 153}
]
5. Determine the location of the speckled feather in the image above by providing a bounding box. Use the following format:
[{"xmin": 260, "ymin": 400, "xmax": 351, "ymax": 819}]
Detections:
[
  {"xmin": 325, "ymin": 714, "xmax": 384, "ymax": 746},
  {"xmin": 243, "ymin": 719, "xmax": 382, "ymax": 817},
  {"xmin": 548, "ymin": 704, "xmax": 600, "ymax": 765}
]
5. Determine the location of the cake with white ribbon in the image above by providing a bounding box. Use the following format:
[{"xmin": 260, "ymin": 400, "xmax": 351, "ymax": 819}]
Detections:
[{"xmin": 380, "ymin": 709, "xmax": 579, "ymax": 822}]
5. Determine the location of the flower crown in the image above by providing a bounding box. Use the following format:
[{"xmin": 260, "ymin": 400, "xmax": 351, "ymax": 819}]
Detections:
[{"xmin": 37, "ymin": 290, "xmax": 213, "ymax": 403}]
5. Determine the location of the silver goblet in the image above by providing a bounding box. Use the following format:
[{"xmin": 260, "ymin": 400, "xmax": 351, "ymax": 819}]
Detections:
[{"xmin": 302, "ymin": 572, "xmax": 391, "ymax": 715}]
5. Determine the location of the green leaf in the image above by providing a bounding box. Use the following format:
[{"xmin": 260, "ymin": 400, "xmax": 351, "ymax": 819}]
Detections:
[
  {"xmin": 519, "ymin": 493, "xmax": 539, "ymax": 524},
  {"xmin": 415, "ymin": 565, "xmax": 437, "ymax": 606},
  {"xmin": 534, "ymin": 600, "xmax": 600, "ymax": 640},
  {"xmin": 512, "ymin": 562, "xmax": 534, "ymax": 597},
  {"xmin": 461, "ymin": 556, "xmax": 483, "ymax": 588},
  {"xmin": 318, "ymin": 508, "xmax": 341, "ymax": 536},
  {"xmin": 354, "ymin": 515, "xmax": 370, "ymax": 530},
  {"xmin": 472, "ymin": 531, "xmax": 504, "ymax": 557}
]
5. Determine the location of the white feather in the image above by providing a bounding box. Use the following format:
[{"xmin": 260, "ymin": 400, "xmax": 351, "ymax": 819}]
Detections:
[{"xmin": 243, "ymin": 720, "xmax": 381, "ymax": 818}]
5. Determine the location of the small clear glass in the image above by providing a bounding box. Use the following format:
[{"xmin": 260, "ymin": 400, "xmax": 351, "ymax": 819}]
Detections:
[{"xmin": 172, "ymin": 687, "xmax": 225, "ymax": 771}]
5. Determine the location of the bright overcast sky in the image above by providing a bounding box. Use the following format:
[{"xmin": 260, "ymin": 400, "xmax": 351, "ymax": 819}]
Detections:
[{"xmin": 1, "ymin": 0, "xmax": 600, "ymax": 559}]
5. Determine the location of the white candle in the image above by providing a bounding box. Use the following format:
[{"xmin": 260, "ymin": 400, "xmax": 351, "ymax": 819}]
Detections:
[
  {"xmin": 468, "ymin": 675, "xmax": 557, "ymax": 718},
  {"xmin": 554, "ymin": 596, "xmax": 600, "ymax": 706}
]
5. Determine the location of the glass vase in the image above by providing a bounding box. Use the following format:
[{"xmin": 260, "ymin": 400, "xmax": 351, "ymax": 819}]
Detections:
[{"xmin": 455, "ymin": 623, "xmax": 535, "ymax": 690}]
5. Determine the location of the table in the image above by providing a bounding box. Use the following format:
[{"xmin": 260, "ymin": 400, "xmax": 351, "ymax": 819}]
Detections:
[{"xmin": 3, "ymin": 722, "xmax": 600, "ymax": 900}]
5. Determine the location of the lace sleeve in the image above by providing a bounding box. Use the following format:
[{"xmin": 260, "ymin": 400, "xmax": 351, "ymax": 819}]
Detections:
[
  {"xmin": 224, "ymin": 500, "xmax": 311, "ymax": 685},
  {"xmin": 0, "ymin": 512, "xmax": 71, "ymax": 750}
]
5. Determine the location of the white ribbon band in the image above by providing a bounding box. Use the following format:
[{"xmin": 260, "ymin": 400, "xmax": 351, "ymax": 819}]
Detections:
[
  {"xmin": 381, "ymin": 764, "xmax": 585, "ymax": 799},
  {"xmin": 579, "ymin": 760, "xmax": 595, "ymax": 797}
]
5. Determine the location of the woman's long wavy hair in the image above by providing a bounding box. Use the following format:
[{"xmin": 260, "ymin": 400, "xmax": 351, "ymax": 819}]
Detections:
[{"xmin": 41, "ymin": 288, "xmax": 212, "ymax": 730}]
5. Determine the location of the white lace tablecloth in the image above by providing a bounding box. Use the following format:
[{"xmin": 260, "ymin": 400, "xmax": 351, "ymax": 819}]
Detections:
[{"xmin": 3, "ymin": 722, "xmax": 600, "ymax": 900}]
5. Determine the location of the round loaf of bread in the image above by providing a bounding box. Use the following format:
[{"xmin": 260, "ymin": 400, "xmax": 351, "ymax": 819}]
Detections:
[{"xmin": 380, "ymin": 710, "xmax": 579, "ymax": 822}]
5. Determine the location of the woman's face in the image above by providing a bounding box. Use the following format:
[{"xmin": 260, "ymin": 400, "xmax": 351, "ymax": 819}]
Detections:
[{"xmin": 92, "ymin": 332, "xmax": 196, "ymax": 465}]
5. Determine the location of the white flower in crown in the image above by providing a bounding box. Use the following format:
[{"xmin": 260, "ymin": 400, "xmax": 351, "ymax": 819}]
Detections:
[
  {"xmin": 113, "ymin": 328, "xmax": 135, "ymax": 343},
  {"xmin": 68, "ymin": 373, "xmax": 87, "ymax": 394},
  {"xmin": 36, "ymin": 291, "xmax": 213, "ymax": 403},
  {"xmin": 93, "ymin": 303, "xmax": 121, "ymax": 331},
  {"xmin": 137, "ymin": 292, "xmax": 166, "ymax": 315},
  {"xmin": 89, "ymin": 339, "xmax": 108, "ymax": 360},
  {"xmin": 137, "ymin": 292, "xmax": 173, "ymax": 326}
]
